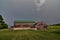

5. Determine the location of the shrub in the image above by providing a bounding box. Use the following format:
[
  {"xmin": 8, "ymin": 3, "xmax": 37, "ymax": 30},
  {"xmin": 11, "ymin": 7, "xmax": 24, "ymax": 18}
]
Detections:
[{"xmin": 2, "ymin": 24, "xmax": 8, "ymax": 29}]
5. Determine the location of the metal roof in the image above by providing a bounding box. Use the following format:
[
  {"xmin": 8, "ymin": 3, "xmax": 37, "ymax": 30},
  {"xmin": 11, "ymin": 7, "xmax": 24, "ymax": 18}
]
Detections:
[{"xmin": 14, "ymin": 20, "xmax": 35, "ymax": 23}]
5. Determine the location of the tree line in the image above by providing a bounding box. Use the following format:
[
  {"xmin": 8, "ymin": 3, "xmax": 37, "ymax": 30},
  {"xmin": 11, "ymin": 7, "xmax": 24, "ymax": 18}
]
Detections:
[{"xmin": 50, "ymin": 23, "xmax": 60, "ymax": 26}]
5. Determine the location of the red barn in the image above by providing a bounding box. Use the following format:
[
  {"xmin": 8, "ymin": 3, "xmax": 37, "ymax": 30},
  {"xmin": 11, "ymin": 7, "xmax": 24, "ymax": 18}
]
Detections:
[
  {"xmin": 35, "ymin": 21, "xmax": 48, "ymax": 30},
  {"xmin": 11, "ymin": 20, "xmax": 47, "ymax": 30},
  {"xmin": 13, "ymin": 20, "xmax": 35, "ymax": 28}
]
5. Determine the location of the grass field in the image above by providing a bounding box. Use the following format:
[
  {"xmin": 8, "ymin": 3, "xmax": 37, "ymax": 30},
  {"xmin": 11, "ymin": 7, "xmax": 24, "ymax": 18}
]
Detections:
[{"xmin": 0, "ymin": 26, "xmax": 60, "ymax": 40}]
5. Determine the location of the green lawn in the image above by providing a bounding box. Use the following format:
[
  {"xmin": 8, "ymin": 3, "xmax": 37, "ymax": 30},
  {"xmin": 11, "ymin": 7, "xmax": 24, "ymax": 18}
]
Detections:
[{"xmin": 0, "ymin": 26, "xmax": 60, "ymax": 40}]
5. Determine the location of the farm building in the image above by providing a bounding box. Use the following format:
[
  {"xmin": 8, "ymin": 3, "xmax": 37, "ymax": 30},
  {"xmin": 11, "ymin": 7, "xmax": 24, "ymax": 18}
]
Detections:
[
  {"xmin": 31, "ymin": 21, "xmax": 48, "ymax": 30},
  {"xmin": 13, "ymin": 20, "xmax": 35, "ymax": 28},
  {"xmin": 35, "ymin": 21, "xmax": 48, "ymax": 30},
  {"xmin": 11, "ymin": 20, "xmax": 47, "ymax": 30}
]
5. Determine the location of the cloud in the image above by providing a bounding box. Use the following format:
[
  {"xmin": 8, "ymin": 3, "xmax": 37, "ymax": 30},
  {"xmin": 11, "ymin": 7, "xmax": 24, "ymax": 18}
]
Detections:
[
  {"xmin": 0, "ymin": 0, "xmax": 60, "ymax": 26},
  {"xmin": 35, "ymin": 0, "xmax": 46, "ymax": 11}
]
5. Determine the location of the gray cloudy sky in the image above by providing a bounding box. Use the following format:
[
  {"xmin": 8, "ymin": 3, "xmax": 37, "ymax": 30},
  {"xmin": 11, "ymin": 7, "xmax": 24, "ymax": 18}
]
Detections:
[{"xmin": 0, "ymin": 0, "xmax": 60, "ymax": 26}]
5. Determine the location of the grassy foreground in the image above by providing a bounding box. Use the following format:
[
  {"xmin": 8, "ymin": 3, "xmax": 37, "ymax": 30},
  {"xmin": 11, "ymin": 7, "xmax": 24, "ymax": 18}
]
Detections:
[{"xmin": 0, "ymin": 26, "xmax": 60, "ymax": 40}]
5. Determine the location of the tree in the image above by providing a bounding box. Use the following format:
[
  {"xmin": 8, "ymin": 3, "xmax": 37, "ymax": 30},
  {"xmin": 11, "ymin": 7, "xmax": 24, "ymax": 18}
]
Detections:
[
  {"xmin": 0, "ymin": 15, "xmax": 4, "ymax": 24},
  {"xmin": 0, "ymin": 15, "xmax": 8, "ymax": 29},
  {"xmin": 0, "ymin": 15, "xmax": 3, "ymax": 20}
]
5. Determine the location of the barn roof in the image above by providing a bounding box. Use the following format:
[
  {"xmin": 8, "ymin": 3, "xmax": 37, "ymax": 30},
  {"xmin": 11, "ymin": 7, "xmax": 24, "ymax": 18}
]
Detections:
[{"xmin": 14, "ymin": 20, "xmax": 36, "ymax": 23}]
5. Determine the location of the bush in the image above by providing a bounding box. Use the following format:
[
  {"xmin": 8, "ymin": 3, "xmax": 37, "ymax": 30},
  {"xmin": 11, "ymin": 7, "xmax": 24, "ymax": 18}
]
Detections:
[
  {"xmin": 0, "ymin": 24, "xmax": 8, "ymax": 29},
  {"xmin": 2, "ymin": 24, "xmax": 8, "ymax": 29},
  {"xmin": 0, "ymin": 25, "xmax": 3, "ymax": 29}
]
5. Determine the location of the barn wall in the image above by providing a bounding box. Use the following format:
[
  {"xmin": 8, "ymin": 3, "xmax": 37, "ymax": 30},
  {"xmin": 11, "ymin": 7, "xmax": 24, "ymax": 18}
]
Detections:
[{"xmin": 14, "ymin": 23, "xmax": 35, "ymax": 28}]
